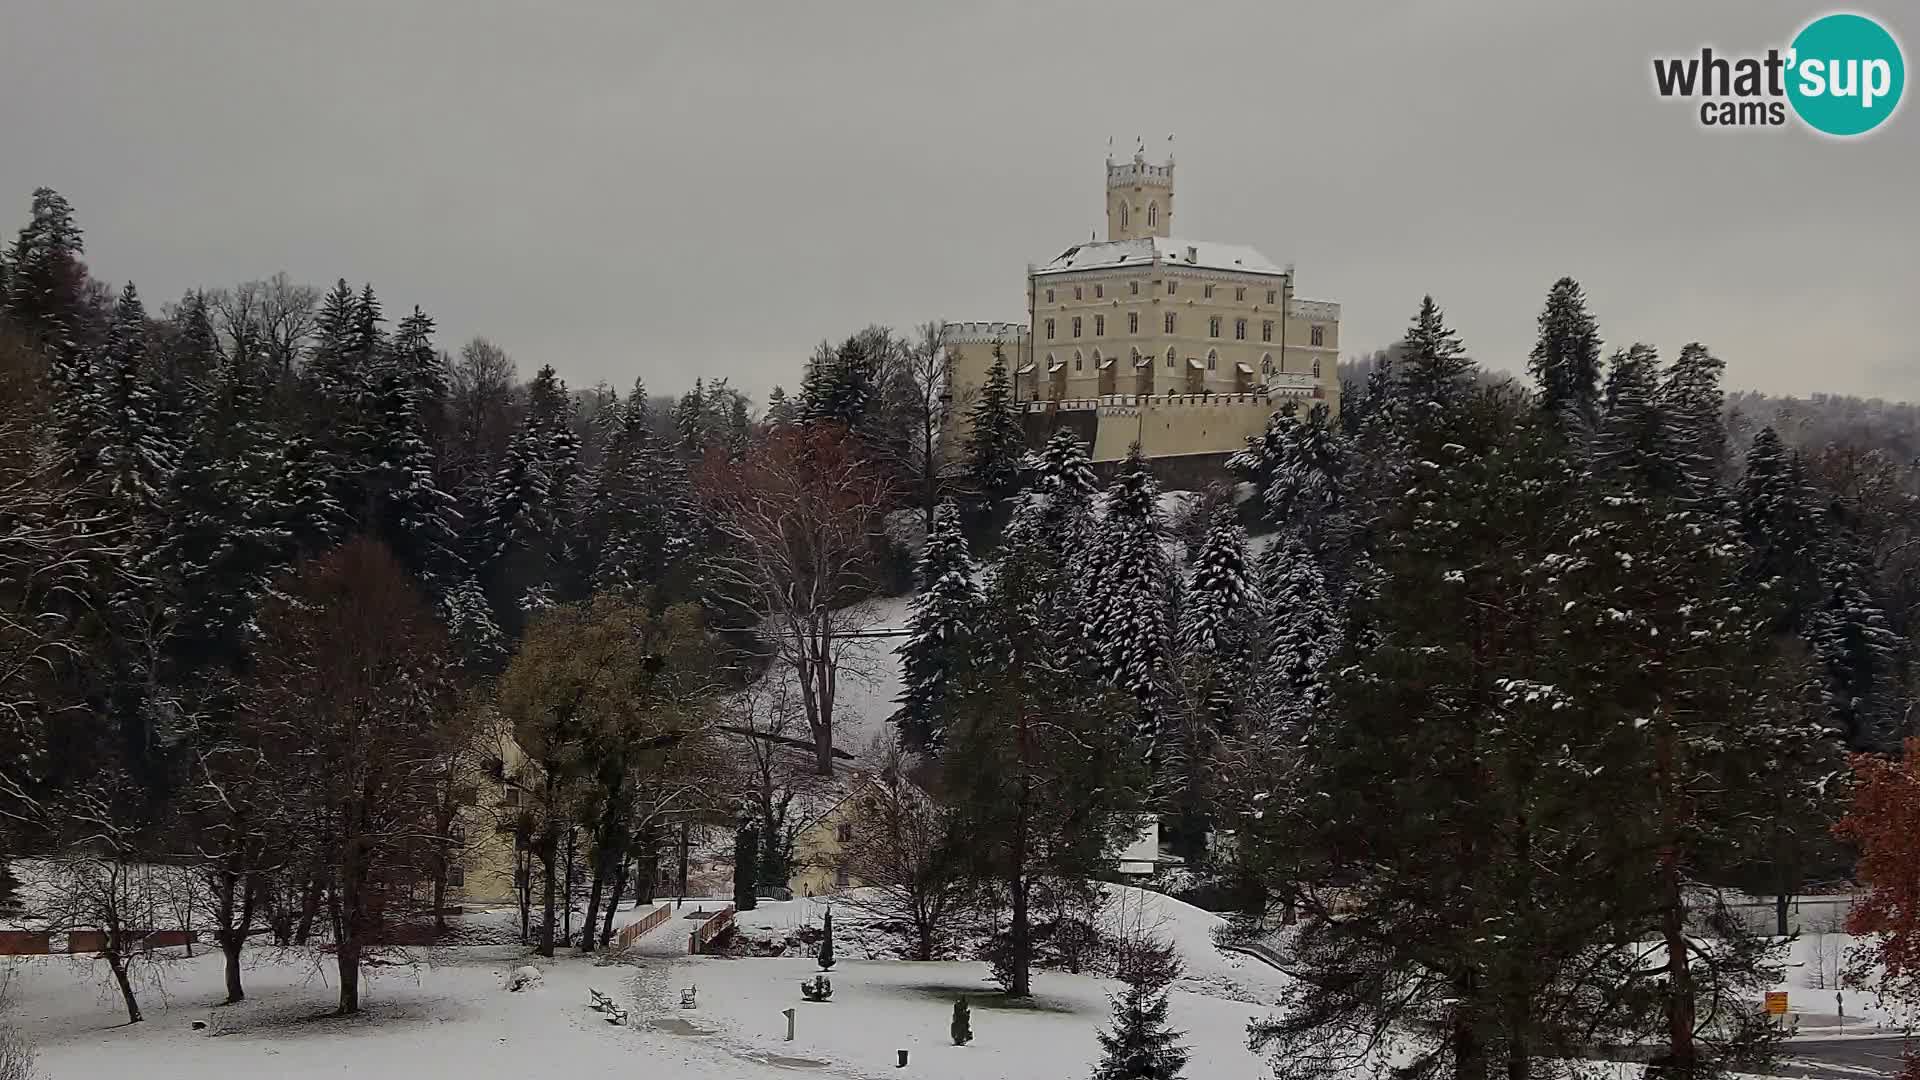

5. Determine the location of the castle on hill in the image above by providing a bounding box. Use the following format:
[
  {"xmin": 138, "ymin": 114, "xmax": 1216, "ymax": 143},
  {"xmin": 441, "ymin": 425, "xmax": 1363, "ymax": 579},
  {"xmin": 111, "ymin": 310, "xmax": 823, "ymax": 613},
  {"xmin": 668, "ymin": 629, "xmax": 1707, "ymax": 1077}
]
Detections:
[{"xmin": 943, "ymin": 148, "xmax": 1341, "ymax": 475}]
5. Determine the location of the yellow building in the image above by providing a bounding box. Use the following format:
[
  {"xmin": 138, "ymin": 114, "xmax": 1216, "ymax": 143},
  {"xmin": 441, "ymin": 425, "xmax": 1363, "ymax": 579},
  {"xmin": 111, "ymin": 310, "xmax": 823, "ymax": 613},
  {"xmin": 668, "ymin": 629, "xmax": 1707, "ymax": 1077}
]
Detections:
[{"xmin": 945, "ymin": 150, "xmax": 1341, "ymax": 466}]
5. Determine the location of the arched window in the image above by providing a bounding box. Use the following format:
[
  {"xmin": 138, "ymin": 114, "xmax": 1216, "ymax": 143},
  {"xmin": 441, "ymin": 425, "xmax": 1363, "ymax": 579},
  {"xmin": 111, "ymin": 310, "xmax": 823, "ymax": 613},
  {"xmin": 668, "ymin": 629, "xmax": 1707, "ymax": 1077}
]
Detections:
[
  {"xmin": 1148, "ymin": 202, "xmax": 1159, "ymax": 228},
  {"xmin": 1086, "ymin": 349, "xmax": 1099, "ymax": 371},
  {"xmin": 1261, "ymin": 353, "xmax": 1274, "ymax": 375},
  {"xmin": 1206, "ymin": 349, "xmax": 1218, "ymax": 371},
  {"xmin": 1313, "ymin": 357, "xmax": 1322, "ymax": 377},
  {"xmin": 1074, "ymin": 350, "xmax": 1083, "ymax": 372},
  {"xmin": 1120, "ymin": 201, "xmax": 1129, "ymax": 230},
  {"xmin": 1165, "ymin": 347, "xmax": 1176, "ymax": 369}
]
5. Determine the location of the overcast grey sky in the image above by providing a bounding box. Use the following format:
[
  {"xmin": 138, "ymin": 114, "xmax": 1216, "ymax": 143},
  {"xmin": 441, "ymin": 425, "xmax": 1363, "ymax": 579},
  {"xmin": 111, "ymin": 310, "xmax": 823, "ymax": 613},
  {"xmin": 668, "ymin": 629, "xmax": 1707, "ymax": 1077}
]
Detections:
[{"xmin": 3, "ymin": 1, "xmax": 1913, "ymax": 404}]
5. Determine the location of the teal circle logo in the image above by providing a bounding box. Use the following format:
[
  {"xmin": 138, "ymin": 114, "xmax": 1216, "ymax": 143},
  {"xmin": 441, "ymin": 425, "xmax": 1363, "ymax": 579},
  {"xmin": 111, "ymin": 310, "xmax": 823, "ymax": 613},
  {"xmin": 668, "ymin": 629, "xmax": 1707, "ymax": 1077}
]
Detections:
[{"xmin": 1787, "ymin": 13, "xmax": 1905, "ymax": 136}]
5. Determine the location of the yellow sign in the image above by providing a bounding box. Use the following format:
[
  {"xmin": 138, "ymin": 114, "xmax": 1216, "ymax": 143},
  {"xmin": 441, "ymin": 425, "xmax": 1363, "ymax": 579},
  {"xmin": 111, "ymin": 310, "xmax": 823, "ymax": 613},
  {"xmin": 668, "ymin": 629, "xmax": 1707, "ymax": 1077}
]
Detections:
[{"xmin": 1766, "ymin": 991, "xmax": 1790, "ymax": 1016}]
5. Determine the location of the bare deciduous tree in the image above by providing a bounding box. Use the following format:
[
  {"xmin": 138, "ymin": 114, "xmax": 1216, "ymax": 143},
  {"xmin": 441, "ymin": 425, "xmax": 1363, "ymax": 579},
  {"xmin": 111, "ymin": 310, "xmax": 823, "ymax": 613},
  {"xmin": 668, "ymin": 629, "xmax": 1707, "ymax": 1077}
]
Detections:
[
  {"xmin": 248, "ymin": 538, "xmax": 463, "ymax": 1015},
  {"xmin": 834, "ymin": 740, "xmax": 974, "ymax": 961},
  {"xmin": 703, "ymin": 426, "xmax": 887, "ymax": 776}
]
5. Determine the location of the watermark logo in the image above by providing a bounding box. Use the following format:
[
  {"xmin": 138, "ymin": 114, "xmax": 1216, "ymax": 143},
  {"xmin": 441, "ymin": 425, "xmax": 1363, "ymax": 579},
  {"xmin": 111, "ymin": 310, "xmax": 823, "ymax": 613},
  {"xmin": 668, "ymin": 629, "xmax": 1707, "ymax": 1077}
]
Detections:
[{"xmin": 1652, "ymin": 11, "xmax": 1904, "ymax": 136}]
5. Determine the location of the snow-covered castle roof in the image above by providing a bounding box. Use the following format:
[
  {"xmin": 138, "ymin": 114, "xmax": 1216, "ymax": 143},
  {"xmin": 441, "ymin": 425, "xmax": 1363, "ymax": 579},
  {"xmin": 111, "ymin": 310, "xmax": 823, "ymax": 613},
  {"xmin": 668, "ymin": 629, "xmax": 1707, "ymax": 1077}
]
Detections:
[{"xmin": 1033, "ymin": 236, "xmax": 1287, "ymax": 278}]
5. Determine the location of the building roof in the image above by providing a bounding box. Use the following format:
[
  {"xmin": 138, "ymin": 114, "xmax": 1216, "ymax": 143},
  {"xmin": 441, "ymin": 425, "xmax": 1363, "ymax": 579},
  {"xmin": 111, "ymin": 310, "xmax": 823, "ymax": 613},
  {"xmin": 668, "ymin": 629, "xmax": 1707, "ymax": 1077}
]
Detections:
[{"xmin": 1033, "ymin": 236, "xmax": 1287, "ymax": 278}]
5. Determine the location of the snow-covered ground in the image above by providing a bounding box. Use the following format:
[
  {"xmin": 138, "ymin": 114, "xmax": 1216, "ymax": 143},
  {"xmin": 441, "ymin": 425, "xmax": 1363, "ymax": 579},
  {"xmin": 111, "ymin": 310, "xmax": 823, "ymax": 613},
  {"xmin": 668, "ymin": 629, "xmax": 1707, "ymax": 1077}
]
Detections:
[{"xmin": 2, "ymin": 890, "xmax": 1290, "ymax": 1079}]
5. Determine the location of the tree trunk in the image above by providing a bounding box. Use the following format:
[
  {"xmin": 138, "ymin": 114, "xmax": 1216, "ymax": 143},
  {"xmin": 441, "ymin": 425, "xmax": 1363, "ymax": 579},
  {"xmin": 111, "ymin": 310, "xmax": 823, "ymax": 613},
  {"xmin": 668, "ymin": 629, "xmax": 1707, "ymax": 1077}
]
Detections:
[
  {"xmin": 432, "ymin": 844, "xmax": 449, "ymax": 935},
  {"xmin": 106, "ymin": 951, "xmax": 142, "ymax": 1023},
  {"xmin": 562, "ymin": 828, "xmax": 576, "ymax": 946},
  {"xmin": 637, "ymin": 841, "xmax": 660, "ymax": 899},
  {"xmin": 1449, "ymin": 980, "xmax": 1481, "ymax": 1080},
  {"xmin": 813, "ymin": 726, "xmax": 834, "ymax": 777},
  {"xmin": 294, "ymin": 875, "xmax": 320, "ymax": 945},
  {"xmin": 677, "ymin": 822, "xmax": 689, "ymax": 901},
  {"xmin": 599, "ymin": 858, "xmax": 629, "ymax": 947},
  {"xmin": 538, "ymin": 840, "xmax": 556, "ymax": 958},
  {"xmin": 1006, "ymin": 872, "xmax": 1031, "ymax": 998},
  {"xmin": 334, "ymin": 848, "xmax": 364, "ymax": 1016},
  {"xmin": 1655, "ymin": 721, "xmax": 1697, "ymax": 1079},
  {"xmin": 580, "ymin": 853, "xmax": 607, "ymax": 953}
]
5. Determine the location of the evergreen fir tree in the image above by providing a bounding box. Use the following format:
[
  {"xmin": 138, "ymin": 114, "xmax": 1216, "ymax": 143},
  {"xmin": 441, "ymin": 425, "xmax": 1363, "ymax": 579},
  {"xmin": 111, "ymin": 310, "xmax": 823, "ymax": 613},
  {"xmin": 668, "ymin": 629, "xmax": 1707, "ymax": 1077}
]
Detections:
[
  {"xmin": 364, "ymin": 305, "xmax": 460, "ymax": 582},
  {"xmin": 766, "ymin": 384, "xmax": 794, "ymax": 426},
  {"xmin": 150, "ymin": 337, "xmax": 293, "ymax": 670},
  {"xmin": 1394, "ymin": 295, "xmax": 1472, "ymax": 413},
  {"xmin": 964, "ymin": 349, "xmax": 1024, "ymax": 497},
  {"xmin": 1737, "ymin": 427, "xmax": 1826, "ymax": 628},
  {"xmin": 674, "ymin": 378, "xmax": 706, "ymax": 460},
  {"xmin": 1808, "ymin": 548, "xmax": 1903, "ymax": 751},
  {"xmin": 1085, "ymin": 444, "xmax": 1174, "ymax": 747},
  {"xmin": 1658, "ymin": 342, "xmax": 1728, "ymax": 502},
  {"xmin": 95, "ymin": 282, "xmax": 175, "ymax": 514},
  {"xmin": 1528, "ymin": 276, "xmax": 1603, "ymax": 429},
  {"xmin": 1259, "ymin": 536, "xmax": 1339, "ymax": 735},
  {"xmin": 1593, "ymin": 344, "xmax": 1688, "ymax": 497},
  {"xmin": 1178, "ymin": 507, "xmax": 1259, "ymax": 729},
  {"xmin": 2, "ymin": 187, "xmax": 91, "ymax": 357},
  {"xmin": 897, "ymin": 500, "xmax": 984, "ymax": 753},
  {"xmin": 1091, "ymin": 982, "xmax": 1188, "ymax": 1080}
]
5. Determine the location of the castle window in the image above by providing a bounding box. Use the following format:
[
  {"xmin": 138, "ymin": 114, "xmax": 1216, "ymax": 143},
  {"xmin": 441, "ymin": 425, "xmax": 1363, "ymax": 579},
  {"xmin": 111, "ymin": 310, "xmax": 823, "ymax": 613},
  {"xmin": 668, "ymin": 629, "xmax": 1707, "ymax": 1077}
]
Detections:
[
  {"xmin": 1208, "ymin": 316, "xmax": 1221, "ymax": 338},
  {"xmin": 1148, "ymin": 202, "xmax": 1159, "ymax": 228},
  {"xmin": 1094, "ymin": 314, "xmax": 1105, "ymax": 337},
  {"xmin": 1164, "ymin": 312, "xmax": 1175, "ymax": 333},
  {"xmin": 1262, "ymin": 320, "xmax": 1273, "ymax": 343},
  {"xmin": 1120, "ymin": 201, "xmax": 1129, "ymax": 230},
  {"xmin": 1311, "ymin": 324, "xmax": 1325, "ymax": 347},
  {"xmin": 1072, "ymin": 317, "xmax": 1082, "ymax": 338},
  {"xmin": 1095, "ymin": 284, "xmax": 1104, "ymax": 299},
  {"xmin": 1166, "ymin": 347, "xmax": 1176, "ymax": 368},
  {"xmin": 1074, "ymin": 351, "xmax": 1084, "ymax": 371},
  {"xmin": 1046, "ymin": 288, "xmax": 1055, "ymax": 303},
  {"xmin": 1207, "ymin": 350, "xmax": 1218, "ymax": 371},
  {"xmin": 1235, "ymin": 319, "xmax": 1247, "ymax": 340},
  {"xmin": 1203, "ymin": 284, "xmax": 1215, "ymax": 299},
  {"xmin": 1167, "ymin": 281, "xmax": 1177, "ymax": 296},
  {"xmin": 449, "ymin": 864, "xmax": 465, "ymax": 888},
  {"xmin": 1313, "ymin": 357, "xmax": 1322, "ymax": 377},
  {"xmin": 1266, "ymin": 289, "xmax": 1277, "ymax": 304},
  {"xmin": 1262, "ymin": 354, "xmax": 1275, "ymax": 375},
  {"xmin": 1074, "ymin": 286, "xmax": 1083, "ymax": 301},
  {"xmin": 1045, "ymin": 318, "xmax": 1055, "ymax": 340},
  {"xmin": 1129, "ymin": 280, "xmax": 1139, "ymax": 296},
  {"xmin": 1128, "ymin": 312, "xmax": 1138, "ymax": 334},
  {"xmin": 1235, "ymin": 287, "xmax": 1246, "ymax": 301}
]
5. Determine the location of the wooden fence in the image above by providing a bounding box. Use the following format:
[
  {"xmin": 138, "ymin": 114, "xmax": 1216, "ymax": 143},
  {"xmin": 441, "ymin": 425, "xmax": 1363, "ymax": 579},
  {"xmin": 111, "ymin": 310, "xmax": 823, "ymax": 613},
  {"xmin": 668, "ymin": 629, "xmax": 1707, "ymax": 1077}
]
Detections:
[
  {"xmin": 688, "ymin": 905, "xmax": 735, "ymax": 955},
  {"xmin": 613, "ymin": 904, "xmax": 675, "ymax": 950}
]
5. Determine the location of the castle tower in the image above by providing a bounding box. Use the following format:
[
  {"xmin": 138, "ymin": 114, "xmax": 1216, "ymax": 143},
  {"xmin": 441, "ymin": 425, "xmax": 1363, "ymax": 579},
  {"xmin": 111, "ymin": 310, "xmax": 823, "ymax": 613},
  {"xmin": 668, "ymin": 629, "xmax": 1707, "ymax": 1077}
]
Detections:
[{"xmin": 1106, "ymin": 147, "xmax": 1174, "ymax": 242}]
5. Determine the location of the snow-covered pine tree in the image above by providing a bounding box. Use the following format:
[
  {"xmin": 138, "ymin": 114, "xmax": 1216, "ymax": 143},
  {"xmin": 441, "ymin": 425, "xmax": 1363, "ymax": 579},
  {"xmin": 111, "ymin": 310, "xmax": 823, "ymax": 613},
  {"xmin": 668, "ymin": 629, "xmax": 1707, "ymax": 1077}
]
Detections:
[
  {"xmin": 272, "ymin": 435, "xmax": 347, "ymax": 558},
  {"xmin": 1, "ymin": 187, "xmax": 92, "ymax": 361},
  {"xmin": 1091, "ymin": 982, "xmax": 1188, "ymax": 1080},
  {"xmin": 95, "ymin": 282, "xmax": 175, "ymax": 516},
  {"xmin": 1179, "ymin": 506, "xmax": 1259, "ymax": 730},
  {"xmin": 674, "ymin": 378, "xmax": 706, "ymax": 460},
  {"xmin": 1085, "ymin": 443, "xmax": 1174, "ymax": 746},
  {"xmin": 1394, "ymin": 295, "xmax": 1472, "ymax": 415},
  {"xmin": 1265, "ymin": 402, "xmax": 1348, "ymax": 544},
  {"xmin": 150, "ymin": 335, "xmax": 293, "ymax": 670},
  {"xmin": 1592, "ymin": 344, "xmax": 1686, "ymax": 496},
  {"xmin": 364, "ymin": 305, "xmax": 460, "ymax": 583},
  {"xmin": 964, "ymin": 348, "xmax": 1024, "ymax": 498},
  {"xmin": 1658, "ymin": 342, "xmax": 1728, "ymax": 502},
  {"xmin": 897, "ymin": 499, "xmax": 984, "ymax": 753},
  {"xmin": 591, "ymin": 376, "xmax": 703, "ymax": 605},
  {"xmin": 1738, "ymin": 426, "xmax": 1827, "ymax": 628},
  {"xmin": 1527, "ymin": 276, "xmax": 1603, "ymax": 430},
  {"xmin": 765, "ymin": 384, "xmax": 794, "ymax": 426},
  {"xmin": 1808, "ymin": 545, "xmax": 1904, "ymax": 751},
  {"xmin": 1259, "ymin": 535, "xmax": 1338, "ymax": 735}
]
